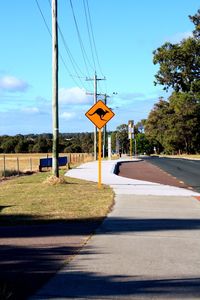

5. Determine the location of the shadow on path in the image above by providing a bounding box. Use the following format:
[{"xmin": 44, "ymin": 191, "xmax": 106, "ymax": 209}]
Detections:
[
  {"xmin": 35, "ymin": 271, "xmax": 200, "ymax": 299},
  {"xmin": 1, "ymin": 215, "xmax": 200, "ymax": 299}
]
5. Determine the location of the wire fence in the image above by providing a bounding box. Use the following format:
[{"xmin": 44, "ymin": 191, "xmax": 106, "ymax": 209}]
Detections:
[{"xmin": 0, "ymin": 153, "xmax": 93, "ymax": 177}]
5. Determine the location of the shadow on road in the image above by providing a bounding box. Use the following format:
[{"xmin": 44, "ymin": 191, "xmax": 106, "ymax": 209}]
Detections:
[{"xmin": 1, "ymin": 215, "xmax": 200, "ymax": 299}]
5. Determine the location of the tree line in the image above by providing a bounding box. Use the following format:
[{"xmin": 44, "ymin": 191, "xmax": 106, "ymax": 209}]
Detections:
[
  {"xmin": 145, "ymin": 9, "xmax": 200, "ymax": 154},
  {"xmin": 0, "ymin": 133, "xmax": 94, "ymax": 154},
  {"xmin": 111, "ymin": 10, "xmax": 200, "ymax": 156}
]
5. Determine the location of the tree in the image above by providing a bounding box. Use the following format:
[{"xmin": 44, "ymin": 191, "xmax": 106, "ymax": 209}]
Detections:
[
  {"xmin": 115, "ymin": 124, "xmax": 129, "ymax": 154},
  {"xmin": 145, "ymin": 98, "xmax": 171, "ymax": 153},
  {"xmin": 135, "ymin": 133, "xmax": 153, "ymax": 155},
  {"xmin": 1, "ymin": 137, "xmax": 18, "ymax": 153},
  {"xmin": 189, "ymin": 9, "xmax": 200, "ymax": 39},
  {"xmin": 153, "ymin": 10, "xmax": 200, "ymax": 94},
  {"xmin": 32, "ymin": 136, "xmax": 51, "ymax": 153},
  {"xmin": 168, "ymin": 92, "xmax": 200, "ymax": 153},
  {"xmin": 80, "ymin": 133, "xmax": 93, "ymax": 153},
  {"xmin": 145, "ymin": 93, "xmax": 200, "ymax": 154},
  {"xmin": 15, "ymin": 138, "xmax": 29, "ymax": 153}
]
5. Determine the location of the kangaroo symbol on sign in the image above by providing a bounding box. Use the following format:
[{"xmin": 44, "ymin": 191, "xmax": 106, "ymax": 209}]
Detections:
[{"xmin": 89, "ymin": 108, "xmax": 109, "ymax": 121}]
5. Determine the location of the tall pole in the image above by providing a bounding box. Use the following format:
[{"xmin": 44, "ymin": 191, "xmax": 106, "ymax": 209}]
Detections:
[
  {"xmin": 98, "ymin": 129, "xmax": 102, "ymax": 189},
  {"xmin": 94, "ymin": 72, "xmax": 97, "ymax": 161},
  {"xmin": 52, "ymin": 0, "xmax": 59, "ymax": 177},
  {"xmin": 128, "ymin": 120, "xmax": 134, "ymax": 159},
  {"xmin": 135, "ymin": 138, "xmax": 137, "ymax": 157},
  {"xmin": 86, "ymin": 73, "xmax": 105, "ymax": 160},
  {"xmin": 103, "ymin": 94, "xmax": 108, "ymax": 158},
  {"xmin": 130, "ymin": 136, "xmax": 132, "ymax": 158}
]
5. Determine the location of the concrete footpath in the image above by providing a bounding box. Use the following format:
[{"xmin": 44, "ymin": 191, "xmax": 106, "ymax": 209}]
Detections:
[{"xmin": 31, "ymin": 159, "xmax": 200, "ymax": 299}]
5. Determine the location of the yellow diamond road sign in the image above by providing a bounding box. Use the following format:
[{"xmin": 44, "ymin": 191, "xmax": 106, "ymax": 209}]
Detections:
[{"xmin": 85, "ymin": 100, "xmax": 115, "ymax": 129}]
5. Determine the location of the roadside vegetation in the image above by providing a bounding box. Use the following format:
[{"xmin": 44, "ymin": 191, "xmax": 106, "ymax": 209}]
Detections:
[
  {"xmin": 145, "ymin": 9, "xmax": 200, "ymax": 155},
  {"xmin": 0, "ymin": 133, "xmax": 95, "ymax": 154},
  {"xmin": 0, "ymin": 170, "xmax": 114, "ymax": 226},
  {"xmin": 113, "ymin": 9, "xmax": 200, "ymax": 156}
]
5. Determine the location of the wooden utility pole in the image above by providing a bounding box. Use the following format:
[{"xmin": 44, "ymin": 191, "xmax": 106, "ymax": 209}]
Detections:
[
  {"xmin": 86, "ymin": 72, "xmax": 105, "ymax": 160},
  {"xmin": 128, "ymin": 120, "xmax": 134, "ymax": 159},
  {"xmin": 52, "ymin": 0, "xmax": 59, "ymax": 177},
  {"xmin": 103, "ymin": 94, "xmax": 110, "ymax": 158},
  {"xmin": 94, "ymin": 72, "xmax": 97, "ymax": 161}
]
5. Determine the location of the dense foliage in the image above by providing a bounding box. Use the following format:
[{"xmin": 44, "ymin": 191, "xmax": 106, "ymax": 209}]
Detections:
[
  {"xmin": 0, "ymin": 133, "xmax": 94, "ymax": 154},
  {"xmin": 145, "ymin": 9, "xmax": 200, "ymax": 154},
  {"xmin": 145, "ymin": 94, "xmax": 200, "ymax": 154},
  {"xmin": 153, "ymin": 9, "xmax": 200, "ymax": 93},
  {"xmin": 111, "ymin": 122, "xmax": 154, "ymax": 155}
]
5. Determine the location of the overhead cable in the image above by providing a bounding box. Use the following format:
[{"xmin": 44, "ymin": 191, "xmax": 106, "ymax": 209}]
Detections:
[
  {"xmin": 35, "ymin": 0, "xmax": 89, "ymax": 89},
  {"xmin": 69, "ymin": 0, "xmax": 95, "ymax": 75},
  {"xmin": 85, "ymin": 0, "xmax": 105, "ymax": 77}
]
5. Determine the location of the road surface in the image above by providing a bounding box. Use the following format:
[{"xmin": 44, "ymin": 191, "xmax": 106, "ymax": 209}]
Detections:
[{"xmin": 142, "ymin": 157, "xmax": 200, "ymax": 193}]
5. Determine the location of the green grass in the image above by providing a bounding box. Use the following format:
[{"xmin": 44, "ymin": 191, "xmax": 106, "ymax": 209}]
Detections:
[{"xmin": 0, "ymin": 171, "xmax": 114, "ymax": 225}]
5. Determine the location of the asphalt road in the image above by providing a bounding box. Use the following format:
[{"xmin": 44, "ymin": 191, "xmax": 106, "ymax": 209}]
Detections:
[{"xmin": 143, "ymin": 157, "xmax": 200, "ymax": 193}]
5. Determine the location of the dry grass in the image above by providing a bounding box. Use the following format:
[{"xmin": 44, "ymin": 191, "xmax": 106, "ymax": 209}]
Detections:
[
  {"xmin": 159, "ymin": 154, "xmax": 200, "ymax": 159},
  {"xmin": 0, "ymin": 153, "xmax": 93, "ymax": 176},
  {"xmin": 0, "ymin": 170, "xmax": 114, "ymax": 225},
  {"xmin": 43, "ymin": 175, "xmax": 67, "ymax": 185}
]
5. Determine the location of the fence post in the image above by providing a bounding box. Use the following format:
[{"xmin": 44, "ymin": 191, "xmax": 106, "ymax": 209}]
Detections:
[
  {"xmin": 17, "ymin": 157, "xmax": 20, "ymax": 176},
  {"xmin": 47, "ymin": 154, "xmax": 49, "ymax": 171},
  {"xmin": 3, "ymin": 155, "xmax": 6, "ymax": 177},
  {"xmin": 30, "ymin": 158, "xmax": 32, "ymax": 172}
]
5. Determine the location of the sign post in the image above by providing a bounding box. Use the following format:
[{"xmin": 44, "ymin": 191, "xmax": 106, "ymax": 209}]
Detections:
[
  {"xmin": 128, "ymin": 120, "xmax": 134, "ymax": 158},
  {"xmin": 85, "ymin": 100, "xmax": 115, "ymax": 188},
  {"xmin": 108, "ymin": 135, "xmax": 112, "ymax": 159},
  {"xmin": 98, "ymin": 129, "xmax": 102, "ymax": 188}
]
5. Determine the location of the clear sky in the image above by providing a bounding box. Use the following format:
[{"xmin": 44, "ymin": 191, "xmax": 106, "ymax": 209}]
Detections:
[{"xmin": 0, "ymin": 0, "xmax": 199, "ymax": 135}]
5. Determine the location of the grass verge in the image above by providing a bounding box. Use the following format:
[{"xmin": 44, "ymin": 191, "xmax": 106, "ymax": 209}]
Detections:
[
  {"xmin": 158, "ymin": 154, "xmax": 200, "ymax": 159},
  {"xmin": 0, "ymin": 170, "xmax": 114, "ymax": 225}
]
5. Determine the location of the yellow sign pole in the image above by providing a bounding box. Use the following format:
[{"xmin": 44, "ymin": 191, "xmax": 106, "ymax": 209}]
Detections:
[
  {"xmin": 85, "ymin": 100, "xmax": 115, "ymax": 189},
  {"xmin": 98, "ymin": 128, "xmax": 102, "ymax": 189}
]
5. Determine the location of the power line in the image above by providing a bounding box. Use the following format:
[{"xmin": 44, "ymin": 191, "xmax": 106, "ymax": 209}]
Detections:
[
  {"xmin": 83, "ymin": 0, "xmax": 96, "ymax": 71},
  {"xmin": 35, "ymin": 0, "xmax": 90, "ymax": 90},
  {"xmin": 58, "ymin": 27, "xmax": 86, "ymax": 79},
  {"xmin": 69, "ymin": 0, "xmax": 95, "ymax": 75},
  {"xmin": 85, "ymin": 0, "xmax": 105, "ymax": 77},
  {"xmin": 35, "ymin": 0, "xmax": 52, "ymax": 36},
  {"xmin": 48, "ymin": 0, "xmax": 91, "ymax": 89},
  {"xmin": 48, "ymin": 0, "xmax": 86, "ymax": 79}
]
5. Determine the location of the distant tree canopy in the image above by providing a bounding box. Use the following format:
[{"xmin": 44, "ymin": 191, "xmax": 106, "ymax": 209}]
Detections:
[
  {"xmin": 0, "ymin": 133, "xmax": 94, "ymax": 154},
  {"xmin": 111, "ymin": 122, "xmax": 154, "ymax": 155},
  {"xmin": 145, "ymin": 93, "xmax": 200, "ymax": 154},
  {"xmin": 153, "ymin": 9, "xmax": 200, "ymax": 94},
  {"xmin": 145, "ymin": 9, "xmax": 200, "ymax": 154}
]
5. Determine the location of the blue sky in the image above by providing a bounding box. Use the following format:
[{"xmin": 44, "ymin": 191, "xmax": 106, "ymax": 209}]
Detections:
[{"xmin": 0, "ymin": 0, "xmax": 199, "ymax": 135}]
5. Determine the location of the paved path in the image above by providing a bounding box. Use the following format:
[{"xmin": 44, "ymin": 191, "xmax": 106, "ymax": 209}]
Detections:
[
  {"xmin": 66, "ymin": 159, "xmax": 199, "ymax": 196},
  {"xmin": 31, "ymin": 159, "xmax": 200, "ymax": 299},
  {"xmin": 0, "ymin": 221, "xmax": 101, "ymax": 300}
]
